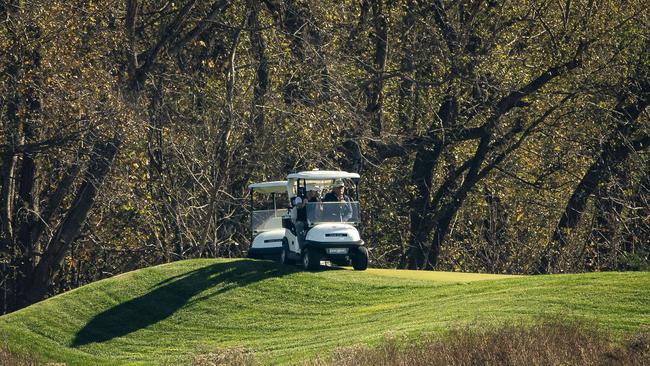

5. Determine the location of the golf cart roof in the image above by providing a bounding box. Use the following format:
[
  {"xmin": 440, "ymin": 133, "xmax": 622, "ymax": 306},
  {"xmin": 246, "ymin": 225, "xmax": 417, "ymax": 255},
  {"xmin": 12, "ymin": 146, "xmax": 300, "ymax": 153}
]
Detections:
[
  {"xmin": 286, "ymin": 170, "xmax": 360, "ymax": 180},
  {"xmin": 248, "ymin": 181, "xmax": 288, "ymax": 194}
]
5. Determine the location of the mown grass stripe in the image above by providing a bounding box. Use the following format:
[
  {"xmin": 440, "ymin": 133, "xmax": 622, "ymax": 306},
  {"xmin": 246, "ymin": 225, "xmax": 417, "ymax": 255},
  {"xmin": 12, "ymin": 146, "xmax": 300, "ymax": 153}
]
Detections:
[{"xmin": 0, "ymin": 259, "xmax": 647, "ymax": 365}]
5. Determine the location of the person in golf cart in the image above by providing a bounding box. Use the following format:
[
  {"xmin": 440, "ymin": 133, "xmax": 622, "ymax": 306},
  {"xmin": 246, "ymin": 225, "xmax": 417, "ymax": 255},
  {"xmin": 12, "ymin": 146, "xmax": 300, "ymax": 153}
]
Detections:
[
  {"xmin": 294, "ymin": 185, "xmax": 321, "ymax": 245},
  {"xmin": 322, "ymin": 179, "xmax": 353, "ymax": 222},
  {"xmin": 294, "ymin": 185, "xmax": 321, "ymax": 208}
]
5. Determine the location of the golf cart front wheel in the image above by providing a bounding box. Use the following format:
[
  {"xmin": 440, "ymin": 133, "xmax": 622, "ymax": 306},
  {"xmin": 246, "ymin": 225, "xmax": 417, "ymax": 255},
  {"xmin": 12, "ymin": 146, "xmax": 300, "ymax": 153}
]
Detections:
[
  {"xmin": 352, "ymin": 246, "xmax": 368, "ymax": 271},
  {"xmin": 302, "ymin": 248, "xmax": 321, "ymax": 271}
]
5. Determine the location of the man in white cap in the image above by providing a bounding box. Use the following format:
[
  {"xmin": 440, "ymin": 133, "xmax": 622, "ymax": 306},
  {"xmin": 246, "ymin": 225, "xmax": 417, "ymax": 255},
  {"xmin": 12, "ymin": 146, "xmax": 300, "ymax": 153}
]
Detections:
[
  {"xmin": 323, "ymin": 180, "xmax": 353, "ymax": 221},
  {"xmin": 323, "ymin": 180, "xmax": 348, "ymax": 202}
]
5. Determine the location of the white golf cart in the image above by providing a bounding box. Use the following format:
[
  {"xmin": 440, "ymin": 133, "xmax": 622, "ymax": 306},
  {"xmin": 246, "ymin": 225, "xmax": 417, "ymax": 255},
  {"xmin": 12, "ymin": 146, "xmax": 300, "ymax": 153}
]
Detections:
[
  {"xmin": 280, "ymin": 170, "xmax": 368, "ymax": 271},
  {"xmin": 246, "ymin": 181, "xmax": 288, "ymax": 260}
]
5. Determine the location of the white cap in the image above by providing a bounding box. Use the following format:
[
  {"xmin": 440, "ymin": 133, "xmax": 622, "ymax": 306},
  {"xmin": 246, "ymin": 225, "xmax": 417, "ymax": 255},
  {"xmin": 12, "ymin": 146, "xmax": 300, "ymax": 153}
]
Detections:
[{"xmin": 306, "ymin": 184, "xmax": 321, "ymax": 192}]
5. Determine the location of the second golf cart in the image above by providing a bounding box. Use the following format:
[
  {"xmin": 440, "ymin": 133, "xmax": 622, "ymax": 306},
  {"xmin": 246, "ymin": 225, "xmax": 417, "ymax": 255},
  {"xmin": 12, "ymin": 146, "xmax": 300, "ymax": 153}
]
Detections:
[{"xmin": 247, "ymin": 181, "xmax": 288, "ymax": 260}]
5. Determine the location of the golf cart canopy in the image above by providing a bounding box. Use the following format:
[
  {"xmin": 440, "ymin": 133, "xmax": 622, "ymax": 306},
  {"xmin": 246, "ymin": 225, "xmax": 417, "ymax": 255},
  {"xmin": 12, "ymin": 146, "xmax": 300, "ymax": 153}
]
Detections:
[
  {"xmin": 248, "ymin": 181, "xmax": 288, "ymax": 194},
  {"xmin": 286, "ymin": 170, "xmax": 360, "ymax": 200},
  {"xmin": 286, "ymin": 170, "xmax": 360, "ymax": 180}
]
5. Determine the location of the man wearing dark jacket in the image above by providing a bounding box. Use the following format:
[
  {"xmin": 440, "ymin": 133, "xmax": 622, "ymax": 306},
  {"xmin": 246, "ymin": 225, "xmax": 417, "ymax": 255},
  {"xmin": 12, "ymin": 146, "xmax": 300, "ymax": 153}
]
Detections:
[{"xmin": 323, "ymin": 180, "xmax": 353, "ymax": 221}]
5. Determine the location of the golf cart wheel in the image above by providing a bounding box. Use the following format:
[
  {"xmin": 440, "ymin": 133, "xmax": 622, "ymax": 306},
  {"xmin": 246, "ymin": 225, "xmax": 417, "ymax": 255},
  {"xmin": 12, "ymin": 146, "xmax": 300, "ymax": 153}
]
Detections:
[
  {"xmin": 302, "ymin": 248, "xmax": 321, "ymax": 271},
  {"xmin": 280, "ymin": 247, "xmax": 294, "ymax": 265},
  {"xmin": 351, "ymin": 246, "xmax": 368, "ymax": 271},
  {"xmin": 280, "ymin": 239, "xmax": 294, "ymax": 265}
]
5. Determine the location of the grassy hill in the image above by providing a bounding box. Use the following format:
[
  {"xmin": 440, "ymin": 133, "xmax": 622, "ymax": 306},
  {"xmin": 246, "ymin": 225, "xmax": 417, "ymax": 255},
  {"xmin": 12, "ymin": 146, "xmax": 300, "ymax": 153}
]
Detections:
[{"xmin": 0, "ymin": 259, "xmax": 648, "ymax": 365}]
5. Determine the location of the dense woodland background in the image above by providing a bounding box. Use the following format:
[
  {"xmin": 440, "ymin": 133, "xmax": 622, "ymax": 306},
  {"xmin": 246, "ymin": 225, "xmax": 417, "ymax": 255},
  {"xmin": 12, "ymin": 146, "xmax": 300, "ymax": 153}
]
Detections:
[{"xmin": 0, "ymin": 0, "xmax": 648, "ymax": 313}]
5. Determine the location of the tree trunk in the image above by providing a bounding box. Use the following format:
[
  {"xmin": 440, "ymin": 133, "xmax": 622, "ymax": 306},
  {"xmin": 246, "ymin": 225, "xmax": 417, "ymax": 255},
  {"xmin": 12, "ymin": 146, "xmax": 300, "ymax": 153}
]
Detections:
[
  {"xmin": 0, "ymin": 150, "xmax": 17, "ymax": 245},
  {"xmin": 20, "ymin": 138, "xmax": 120, "ymax": 307},
  {"xmin": 402, "ymin": 142, "xmax": 442, "ymax": 269},
  {"xmin": 226, "ymin": 2, "xmax": 269, "ymax": 195},
  {"xmin": 0, "ymin": 68, "xmax": 20, "ymax": 245},
  {"xmin": 402, "ymin": 94, "xmax": 456, "ymax": 269},
  {"xmin": 248, "ymin": 2, "xmax": 268, "ymax": 138},
  {"xmin": 397, "ymin": 0, "xmax": 415, "ymax": 130},
  {"xmin": 15, "ymin": 121, "xmax": 39, "ymax": 281},
  {"xmin": 425, "ymin": 163, "xmax": 485, "ymax": 269},
  {"xmin": 365, "ymin": 0, "xmax": 387, "ymax": 137},
  {"xmin": 198, "ymin": 23, "xmax": 243, "ymax": 258}
]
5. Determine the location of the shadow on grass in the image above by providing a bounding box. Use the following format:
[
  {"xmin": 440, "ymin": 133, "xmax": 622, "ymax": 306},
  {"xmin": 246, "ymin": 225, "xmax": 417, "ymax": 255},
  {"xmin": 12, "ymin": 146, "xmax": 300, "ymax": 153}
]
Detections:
[{"xmin": 73, "ymin": 259, "xmax": 294, "ymax": 347}]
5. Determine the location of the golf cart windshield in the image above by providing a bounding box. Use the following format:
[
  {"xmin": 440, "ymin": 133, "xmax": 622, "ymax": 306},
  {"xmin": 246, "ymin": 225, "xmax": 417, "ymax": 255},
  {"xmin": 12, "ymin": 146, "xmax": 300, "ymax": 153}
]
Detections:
[
  {"xmin": 305, "ymin": 202, "xmax": 360, "ymax": 224},
  {"xmin": 251, "ymin": 209, "xmax": 286, "ymax": 233},
  {"xmin": 249, "ymin": 181, "xmax": 288, "ymax": 234}
]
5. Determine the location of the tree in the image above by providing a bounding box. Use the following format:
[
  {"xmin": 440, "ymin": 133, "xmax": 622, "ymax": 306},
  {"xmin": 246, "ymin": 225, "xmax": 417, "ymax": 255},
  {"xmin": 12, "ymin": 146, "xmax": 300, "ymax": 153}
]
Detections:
[
  {"xmin": 363, "ymin": 0, "xmax": 590, "ymax": 269},
  {"xmin": 541, "ymin": 40, "xmax": 650, "ymax": 273},
  {"xmin": 1, "ymin": 0, "xmax": 233, "ymax": 310}
]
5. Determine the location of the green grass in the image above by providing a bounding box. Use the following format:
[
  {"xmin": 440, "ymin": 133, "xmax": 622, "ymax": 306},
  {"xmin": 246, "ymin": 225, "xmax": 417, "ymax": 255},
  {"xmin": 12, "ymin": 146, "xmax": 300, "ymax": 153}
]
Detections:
[{"xmin": 0, "ymin": 259, "xmax": 648, "ymax": 365}]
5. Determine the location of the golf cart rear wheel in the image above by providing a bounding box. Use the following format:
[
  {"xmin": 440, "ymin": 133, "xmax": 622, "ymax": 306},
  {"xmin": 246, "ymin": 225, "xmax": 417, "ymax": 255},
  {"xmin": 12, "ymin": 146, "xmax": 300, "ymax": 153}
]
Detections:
[
  {"xmin": 302, "ymin": 248, "xmax": 321, "ymax": 271},
  {"xmin": 280, "ymin": 239, "xmax": 294, "ymax": 265},
  {"xmin": 352, "ymin": 246, "xmax": 368, "ymax": 271},
  {"xmin": 280, "ymin": 247, "xmax": 294, "ymax": 265}
]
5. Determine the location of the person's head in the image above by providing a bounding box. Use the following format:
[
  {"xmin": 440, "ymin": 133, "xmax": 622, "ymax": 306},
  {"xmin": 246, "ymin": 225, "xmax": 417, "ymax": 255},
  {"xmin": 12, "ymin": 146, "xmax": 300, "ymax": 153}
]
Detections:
[
  {"xmin": 332, "ymin": 180, "xmax": 345, "ymax": 195},
  {"xmin": 306, "ymin": 184, "xmax": 320, "ymax": 198}
]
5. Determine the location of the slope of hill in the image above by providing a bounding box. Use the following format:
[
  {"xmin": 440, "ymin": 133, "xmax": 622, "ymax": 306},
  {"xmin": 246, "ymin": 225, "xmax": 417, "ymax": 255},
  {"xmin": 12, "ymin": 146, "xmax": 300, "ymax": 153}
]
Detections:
[{"xmin": 1, "ymin": 259, "xmax": 648, "ymax": 365}]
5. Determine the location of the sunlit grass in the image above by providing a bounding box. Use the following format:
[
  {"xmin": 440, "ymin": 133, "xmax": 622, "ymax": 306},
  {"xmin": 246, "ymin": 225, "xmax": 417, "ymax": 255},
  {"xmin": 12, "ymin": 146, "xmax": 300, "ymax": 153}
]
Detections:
[
  {"xmin": 364, "ymin": 268, "xmax": 520, "ymax": 282},
  {"xmin": 0, "ymin": 258, "xmax": 647, "ymax": 365}
]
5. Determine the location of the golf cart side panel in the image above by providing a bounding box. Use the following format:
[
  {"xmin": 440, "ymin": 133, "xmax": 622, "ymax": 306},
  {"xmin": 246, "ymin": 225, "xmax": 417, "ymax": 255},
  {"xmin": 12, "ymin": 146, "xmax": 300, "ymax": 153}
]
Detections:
[
  {"xmin": 251, "ymin": 229, "xmax": 286, "ymax": 248},
  {"xmin": 249, "ymin": 229, "xmax": 285, "ymax": 257},
  {"xmin": 248, "ymin": 246, "xmax": 283, "ymax": 256}
]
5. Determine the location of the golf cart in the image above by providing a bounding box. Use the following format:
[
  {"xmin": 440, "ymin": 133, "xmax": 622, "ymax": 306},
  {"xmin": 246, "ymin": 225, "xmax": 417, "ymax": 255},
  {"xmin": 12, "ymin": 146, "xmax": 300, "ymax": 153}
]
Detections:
[
  {"xmin": 280, "ymin": 170, "xmax": 368, "ymax": 271},
  {"xmin": 247, "ymin": 181, "xmax": 288, "ymax": 260}
]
